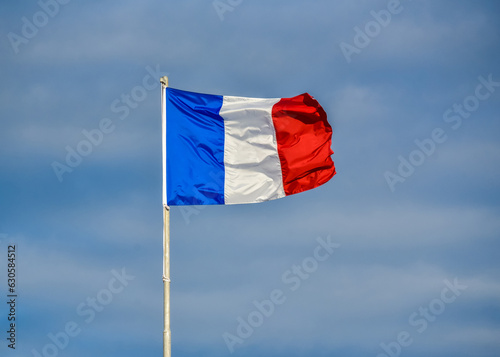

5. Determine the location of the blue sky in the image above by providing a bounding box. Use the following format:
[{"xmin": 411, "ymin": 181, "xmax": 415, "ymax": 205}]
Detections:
[{"xmin": 1, "ymin": 1, "xmax": 499, "ymax": 356}]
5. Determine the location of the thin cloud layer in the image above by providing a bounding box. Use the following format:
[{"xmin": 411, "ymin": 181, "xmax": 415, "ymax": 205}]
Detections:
[{"xmin": 1, "ymin": 1, "xmax": 499, "ymax": 357}]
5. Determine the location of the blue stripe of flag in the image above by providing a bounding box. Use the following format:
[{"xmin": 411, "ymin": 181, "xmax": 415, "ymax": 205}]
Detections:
[{"xmin": 165, "ymin": 88, "xmax": 226, "ymax": 205}]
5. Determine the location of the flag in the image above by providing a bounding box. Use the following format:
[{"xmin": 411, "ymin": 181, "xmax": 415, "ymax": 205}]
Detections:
[{"xmin": 163, "ymin": 87, "xmax": 336, "ymax": 206}]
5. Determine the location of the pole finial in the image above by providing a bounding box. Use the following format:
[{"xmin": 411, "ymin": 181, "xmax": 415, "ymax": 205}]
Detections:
[{"xmin": 160, "ymin": 76, "xmax": 169, "ymax": 87}]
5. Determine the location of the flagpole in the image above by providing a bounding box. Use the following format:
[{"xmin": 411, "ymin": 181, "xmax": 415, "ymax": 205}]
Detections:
[
  {"xmin": 163, "ymin": 204, "xmax": 171, "ymax": 357},
  {"xmin": 160, "ymin": 75, "xmax": 171, "ymax": 357}
]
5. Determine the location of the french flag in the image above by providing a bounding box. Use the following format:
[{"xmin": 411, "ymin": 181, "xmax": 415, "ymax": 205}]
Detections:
[{"xmin": 163, "ymin": 87, "xmax": 336, "ymax": 206}]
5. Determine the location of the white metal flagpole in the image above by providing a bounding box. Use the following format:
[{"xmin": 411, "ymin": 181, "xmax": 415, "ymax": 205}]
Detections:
[{"xmin": 160, "ymin": 76, "xmax": 171, "ymax": 357}]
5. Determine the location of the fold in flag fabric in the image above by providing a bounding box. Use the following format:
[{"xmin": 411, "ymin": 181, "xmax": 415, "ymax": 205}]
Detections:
[{"xmin": 163, "ymin": 87, "xmax": 336, "ymax": 206}]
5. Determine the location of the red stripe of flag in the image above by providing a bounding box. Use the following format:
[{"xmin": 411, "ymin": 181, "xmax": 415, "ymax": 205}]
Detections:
[{"xmin": 272, "ymin": 93, "xmax": 336, "ymax": 196}]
